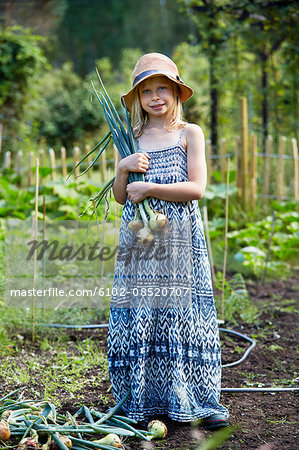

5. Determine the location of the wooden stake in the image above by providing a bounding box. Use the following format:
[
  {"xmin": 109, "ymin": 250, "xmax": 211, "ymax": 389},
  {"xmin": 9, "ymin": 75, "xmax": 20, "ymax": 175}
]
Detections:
[
  {"xmin": 235, "ymin": 135, "xmax": 242, "ymax": 199},
  {"xmin": 292, "ymin": 138, "xmax": 298, "ymax": 201},
  {"xmin": 250, "ymin": 133, "xmax": 257, "ymax": 211},
  {"xmin": 113, "ymin": 145, "xmax": 118, "ymax": 269},
  {"xmin": 203, "ymin": 205, "xmax": 215, "ymax": 284},
  {"xmin": 32, "ymin": 157, "xmax": 39, "ymax": 342},
  {"xmin": 263, "ymin": 135, "xmax": 272, "ymax": 203},
  {"xmin": 42, "ymin": 195, "xmax": 46, "ymax": 317},
  {"xmin": 49, "ymin": 148, "xmax": 56, "ymax": 180},
  {"xmin": 222, "ymin": 158, "xmax": 230, "ymax": 321},
  {"xmin": 220, "ymin": 138, "xmax": 227, "ymax": 183},
  {"xmin": 74, "ymin": 146, "xmax": 80, "ymax": 179},
  {"xmin": 85, "ymin": 144, "xmax": 92, "ymax": 178},
  {"xmin": 28, "ymin": 151, "xmax": 34, "ymax": 186},
  {"xmin": 240, "ymin": 97, "xmax": 248, "ymax": 209},
  {"xmin": 16, "ymin": 150, "xmax": 23, "ymax": 187},
  {"xmin": 277, "ymin": 136, "xmax": 286, "ymax": 201},
  {"xmin": 206, "ymin": 139, "xmax": 212, "ymax": 184},
  {"xmin": 61, "ymin": 146, "xmax": 67, "ymax": 179},
  {"xmin": 3, "ymin": 151, "xmax": 11, "ymax": 170}
]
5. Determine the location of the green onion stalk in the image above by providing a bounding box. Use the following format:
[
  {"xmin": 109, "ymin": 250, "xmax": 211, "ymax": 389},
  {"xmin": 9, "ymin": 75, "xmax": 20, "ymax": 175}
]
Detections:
[{"xmin": 68, "ymin": 69, "xmax": 168, "ymax": 243}]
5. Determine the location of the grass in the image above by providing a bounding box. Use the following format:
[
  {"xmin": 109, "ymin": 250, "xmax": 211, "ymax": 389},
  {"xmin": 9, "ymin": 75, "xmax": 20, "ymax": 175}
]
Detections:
[{"xmin": 0, "ymin": 335, "xmax": 109, "ymax": 407}]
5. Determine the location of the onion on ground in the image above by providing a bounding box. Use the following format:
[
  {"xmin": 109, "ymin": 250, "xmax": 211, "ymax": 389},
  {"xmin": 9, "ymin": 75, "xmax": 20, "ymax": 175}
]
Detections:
[
  {"xmin": 147, "ymin": 420, "xmax": 167, "ymax": 439},
  {"xmin": 17, "ymin": 436, "xmax": 41, "ymax": 449},
  {"xmin": 0, "ymin": 420, "xmax": 10, "ymax": 441},
  {"xmin": 93, "ymin": 433, "xmax": 123, "ymax": 448}
]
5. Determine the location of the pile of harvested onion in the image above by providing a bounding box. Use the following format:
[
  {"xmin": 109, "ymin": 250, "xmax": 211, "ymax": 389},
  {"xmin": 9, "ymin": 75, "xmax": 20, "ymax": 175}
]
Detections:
[{"xmin": 0, "ymin": 388, "xmax": 167, "ymax": 449}]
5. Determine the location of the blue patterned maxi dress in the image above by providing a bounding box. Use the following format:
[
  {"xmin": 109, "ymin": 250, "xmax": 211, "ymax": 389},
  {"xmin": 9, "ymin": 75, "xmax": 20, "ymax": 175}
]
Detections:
[{"xmin": 107, "ymin": 129, "xmax": 229, "ymax": 423}]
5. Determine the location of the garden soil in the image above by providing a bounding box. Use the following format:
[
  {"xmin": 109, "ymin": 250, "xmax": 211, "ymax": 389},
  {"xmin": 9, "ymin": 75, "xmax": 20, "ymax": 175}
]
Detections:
[{"xmin": 1, "ymin": 276, "xmax": 298, "ymax": 449}]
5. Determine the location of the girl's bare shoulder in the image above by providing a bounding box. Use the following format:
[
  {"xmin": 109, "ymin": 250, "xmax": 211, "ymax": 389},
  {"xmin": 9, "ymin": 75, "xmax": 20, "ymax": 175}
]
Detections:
[
  {"xmin": 184, "ymin": 123, "xmax": 204, "ymax": 137},
  {"xmin": 181, "ymin": 123, "xmax": 204, "ymax": 150}
]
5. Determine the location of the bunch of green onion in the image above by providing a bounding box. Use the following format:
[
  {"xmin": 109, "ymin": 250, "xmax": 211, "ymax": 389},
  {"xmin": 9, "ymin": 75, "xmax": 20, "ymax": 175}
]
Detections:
[
  {"xmin": 67, "ymin": 69, "xmax": 168, "ymax": 245},
  {"xmin": 0, "ymin": 388, "xmax": 167, "ymax": 449}
]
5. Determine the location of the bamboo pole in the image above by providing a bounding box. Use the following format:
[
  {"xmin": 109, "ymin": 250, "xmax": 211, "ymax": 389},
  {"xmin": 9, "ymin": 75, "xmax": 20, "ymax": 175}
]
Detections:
[
  {"xmin": 263, "ymin": 135, "xmax": 272, "ymax": 203},
  {"xmin": 292, "ymin": 138, "xmax": 298, "ymax": 201},
  {"xmin": 113, "ymin": 144, "xmax": 118, "ymax": 269},
  {"xmin": 42, "ymin": 194, "xmax": 46, "ymax": 317},
  {"xmin": 74, "ymin": 146, "xmax": 80, "ymax": 179},
  {"xmin": 206, "ymin": 139, "xmax": 212, "ymax": 184},
  {"xmin": 16, "ymin": 150, "xmax": 23, "ymax": 187},
  {"xmin": 49, "ymin": 148, "xmax": 56, "ymax": 180},
  {"xmin": 277, "ymin": 136, "xmax": 286, "ymax": 201},
  {"xmin": 3, "ymin": 151, "xmax": 11, "ymax": 170},
  {"xmin": 222, "ymin": 158, "xmax": 230, "ymax": 321},
  {"xmin": 240, "ymin": 97, "xmax": 248, "ymax": 209},
  {"xmin": 61, "ymin": 146, "xmax": 67, "ymax": 179},
  {"xmin": 85, "ymin": 144, "xmax": 92, "ymax": 178},
  {"xmin": 220, "ymin": 138, "xmax": 227, "ymax": 183},
  {"xmin": 32, "ymin": 157, "xmax": 39, "ymax": 342},
  {"xmin": 202, "ymin": 205, "xmax": 215, "ymax": 284},
  {"xmin": 250, "ymin": 133, "xmax": 257, "ymax": 211},
  {"xmin": 235, "ymin": 135, "xmax": 242, "ymax": 199},
  {"xmin": 28, "ymin": 151, "xmax": 34, "ymax": 186}
]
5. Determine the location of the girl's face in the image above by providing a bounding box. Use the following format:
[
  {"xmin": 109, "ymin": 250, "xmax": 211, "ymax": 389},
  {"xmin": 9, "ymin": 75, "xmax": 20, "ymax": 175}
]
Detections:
[{"xmin": 138, "ymin": 76, "xmax": 177, "ymax": 119}]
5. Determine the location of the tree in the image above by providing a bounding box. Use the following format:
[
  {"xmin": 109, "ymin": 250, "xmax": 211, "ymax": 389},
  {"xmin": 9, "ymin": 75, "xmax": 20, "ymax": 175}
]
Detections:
[
  {"xmin": 55, "ymin": 0, "xmax": 191, "ymax": 75},
  {"xmin": 0, "ymin": 25, "xmax": 47, "ymax": 152},
  {"xmin": 32, "ymin": 62, "xmax": 105, "ymax": 150},
  {"xmin": 236, "ymin": 1, "xmax": 298, "ymax": 148},
  {"xmin": 180, "ymin": 0, "xmax": 235, "ymax": 152}
]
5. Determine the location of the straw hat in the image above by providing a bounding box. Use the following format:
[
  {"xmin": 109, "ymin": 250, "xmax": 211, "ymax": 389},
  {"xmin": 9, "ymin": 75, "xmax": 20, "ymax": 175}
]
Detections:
[{"xmin": 121, "ymin": 52, "xmax": 193, "ymax": 111}]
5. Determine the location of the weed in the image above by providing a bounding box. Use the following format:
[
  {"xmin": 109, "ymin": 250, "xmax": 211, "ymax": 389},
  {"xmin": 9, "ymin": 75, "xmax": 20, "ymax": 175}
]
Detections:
[
  {"xmin": 268, "ymin": 344, "xmax": 284, "ymax": 352},
  {"xmin": 266, "ymin": 417, "xmax": 296, "ymax": 424},
  {"xmin": 0, "ymin": 337, "xmax": 109, "ymax": 404},
  {"xmin": 214, "ymin": 272, "xmax": 259, "ymax": 324}
]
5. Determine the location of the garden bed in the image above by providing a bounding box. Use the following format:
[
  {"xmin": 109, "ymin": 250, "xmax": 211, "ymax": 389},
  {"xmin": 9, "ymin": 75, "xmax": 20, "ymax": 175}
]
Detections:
[{"xmin": 0, "ymin": 275, "xmax": 298, "ymax": 449}]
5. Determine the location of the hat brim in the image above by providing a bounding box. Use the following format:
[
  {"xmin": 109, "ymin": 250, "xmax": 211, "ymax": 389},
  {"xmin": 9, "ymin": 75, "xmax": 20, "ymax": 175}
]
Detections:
[{"xmin": 121, "ymin": 72, "xmax": 193, "ymax": 112}]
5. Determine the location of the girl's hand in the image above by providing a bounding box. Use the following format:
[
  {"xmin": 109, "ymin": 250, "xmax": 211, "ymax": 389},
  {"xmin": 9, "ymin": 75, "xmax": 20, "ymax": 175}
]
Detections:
[
  {"xmin": 119, "ymin": 152, "xmax": 150, "ymax": 174},
  {"xmin": 126, "ymin": 181, "xmax": 151, "ymax": 203}
]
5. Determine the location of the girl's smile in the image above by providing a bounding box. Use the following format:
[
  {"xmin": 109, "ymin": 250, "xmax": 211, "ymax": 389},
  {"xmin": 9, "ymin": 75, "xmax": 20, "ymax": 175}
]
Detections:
[{"xmin": 139, "ymin": 76, "xmax": 176, "ymax": 118}]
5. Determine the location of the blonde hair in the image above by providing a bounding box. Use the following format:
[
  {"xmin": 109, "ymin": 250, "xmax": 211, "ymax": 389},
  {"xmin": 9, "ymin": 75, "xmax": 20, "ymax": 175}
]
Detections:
[{"xmin": 130, "ymin": 79, "xmax": 186, "ymax": 137}]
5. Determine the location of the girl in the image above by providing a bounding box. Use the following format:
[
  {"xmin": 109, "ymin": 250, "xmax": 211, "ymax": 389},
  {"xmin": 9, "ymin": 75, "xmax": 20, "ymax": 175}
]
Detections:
[{"xmin": 107, "ymin": 53, "xmax": 229, "ymax": 430}]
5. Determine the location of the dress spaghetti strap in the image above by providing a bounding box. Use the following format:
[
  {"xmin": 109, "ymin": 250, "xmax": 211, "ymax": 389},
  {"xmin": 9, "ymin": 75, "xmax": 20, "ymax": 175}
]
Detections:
[{"xmin": 177, "ymin": 125, "xmax": 186, "ymax": 146}]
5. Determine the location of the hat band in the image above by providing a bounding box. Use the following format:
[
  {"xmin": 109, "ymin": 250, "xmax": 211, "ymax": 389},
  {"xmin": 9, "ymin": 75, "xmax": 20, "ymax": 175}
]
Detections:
[{"xmin": 133, "ymin": 69, "xmax": 179, "ymax": 87}]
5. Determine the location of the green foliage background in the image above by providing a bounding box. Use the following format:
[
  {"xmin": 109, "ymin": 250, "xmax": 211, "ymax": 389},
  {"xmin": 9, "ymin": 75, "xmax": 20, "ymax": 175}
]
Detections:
[{"xmin": 0, "ymin": 0, "xmax": 297, "ymax": 155}]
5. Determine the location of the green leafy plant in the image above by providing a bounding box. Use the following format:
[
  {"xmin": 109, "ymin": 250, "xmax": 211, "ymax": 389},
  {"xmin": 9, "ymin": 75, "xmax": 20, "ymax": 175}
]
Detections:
[
  {"xmin": 229, "ymin": 210, "xmax": 299, "ymax": 278},
  {"xmin": 214, "ymin": 272, "xmax": 259, "ymax": 323}
]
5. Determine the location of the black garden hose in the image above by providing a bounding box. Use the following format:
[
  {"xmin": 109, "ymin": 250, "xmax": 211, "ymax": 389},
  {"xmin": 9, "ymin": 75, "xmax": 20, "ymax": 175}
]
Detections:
[
  {"xmin": 42, "ymin": 323, "xmax": 299, "ymax": 392},
  {"xmin": 219, "ymin": 328, "xmax": 256, "ymax": 368}
]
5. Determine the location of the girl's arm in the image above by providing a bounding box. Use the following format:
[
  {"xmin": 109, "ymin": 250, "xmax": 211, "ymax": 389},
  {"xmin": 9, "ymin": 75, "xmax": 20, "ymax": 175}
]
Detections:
[
  {"xmin": 126, "ymin": 124, "xmax": 207, "ymax": 203},
  {"xmin": 112, "ymin": 152, "xmax": 150, "ymax": 205}
]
